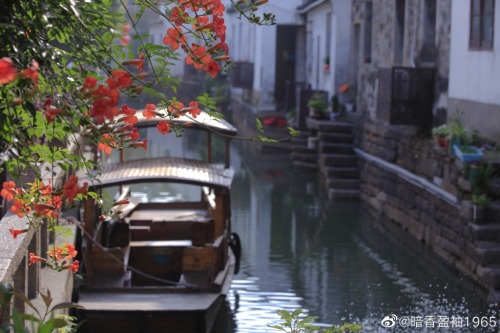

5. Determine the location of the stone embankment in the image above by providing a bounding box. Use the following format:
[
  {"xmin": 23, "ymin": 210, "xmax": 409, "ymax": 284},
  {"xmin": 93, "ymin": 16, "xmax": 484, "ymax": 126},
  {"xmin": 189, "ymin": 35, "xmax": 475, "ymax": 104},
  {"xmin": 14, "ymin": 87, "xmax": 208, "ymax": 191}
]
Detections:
[{"xmin": 356, "ymin": 121, "xmax": 500, "ymax": 302}]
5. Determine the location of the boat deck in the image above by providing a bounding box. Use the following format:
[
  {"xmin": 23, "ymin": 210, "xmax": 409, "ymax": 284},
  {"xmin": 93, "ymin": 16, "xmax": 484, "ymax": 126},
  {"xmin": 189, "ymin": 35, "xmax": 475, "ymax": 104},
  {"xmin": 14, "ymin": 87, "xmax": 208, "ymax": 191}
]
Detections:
[
  {"xmin": 78, "ymin": 291, "xmax": 220, "ymax": 312},
  {"xmin": 127, "ymin": 208, "xmax": 209, "ymax": 222}
]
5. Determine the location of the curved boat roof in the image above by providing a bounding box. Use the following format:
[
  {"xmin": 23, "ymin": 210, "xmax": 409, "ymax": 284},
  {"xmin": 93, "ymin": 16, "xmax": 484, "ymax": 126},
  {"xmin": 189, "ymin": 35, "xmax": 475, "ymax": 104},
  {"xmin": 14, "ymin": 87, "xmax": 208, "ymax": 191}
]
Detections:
[
  {"xmin": 86, "ymin": 157, "xmax": 234, "ymax": 189},
  {"xmin": 136, "ymin": 110, "xmax": 238, "ymax": 136}
]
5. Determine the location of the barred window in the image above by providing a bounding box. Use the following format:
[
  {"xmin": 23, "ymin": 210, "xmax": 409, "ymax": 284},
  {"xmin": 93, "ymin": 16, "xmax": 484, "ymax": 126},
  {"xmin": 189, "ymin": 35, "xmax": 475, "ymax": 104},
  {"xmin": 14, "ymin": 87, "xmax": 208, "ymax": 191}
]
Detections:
[{"xmin": 470, "ymin": 0, "xmax": 495, "ymax": 49}]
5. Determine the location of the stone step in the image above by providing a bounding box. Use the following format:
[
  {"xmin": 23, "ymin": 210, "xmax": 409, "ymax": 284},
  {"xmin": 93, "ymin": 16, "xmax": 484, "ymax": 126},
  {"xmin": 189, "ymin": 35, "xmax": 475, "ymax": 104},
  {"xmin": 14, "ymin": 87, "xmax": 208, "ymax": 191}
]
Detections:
[
  {"xmin": 291, "ymin": 137, "xmax": 308, "ymax": 145},
  {"xmin": 478, "ymin": 267, "xmax": 500, "ymax": 289},
  {"xmin": 326, "ymin": 179, "xmax": 360, "ymax": 190},
  {"xmin": 329, "ymin": 189, "xmax": 360, "ymax": 200},
  {"xmin": 292, "ymin": 145, "xmax": 316, "ymax": 154},
  {"xmin": 307, "ymin": 118, "xmax": 353, "ymax": 133},
  {"xmin": 320, "ymin": 154, "xmax": 358, "ymax": 167},
  {"xmin": 475, "ymin": 243, "xmax": 500, "ymax": 266},
  {"xmin": 319, "ymin": 143, "xmax": 354, "ymax": 155},
  {"xmin": 292, "ymin": 160, "xmax": 318, "ymax": 172},
  {"xmin": 317, "ymin": 121, "xmax": 353, "ymax": 133},
  {"xmin": 318, "ymin": 132, "xmax": 354, "ymax": 144},
  {"xmin": 291, "ymin": 152, "xmax": 317, "ymax": 163},
  {"xmin": 468, "ymin": 223, "xmax": 500, "ymax": 242},
  {"xmin": 259, "ymin": 141, "xmax": 292, "ymax": 153},
  {"xmin": 322, "ymin": 166, "xmax": 359, "ymax": 179}
]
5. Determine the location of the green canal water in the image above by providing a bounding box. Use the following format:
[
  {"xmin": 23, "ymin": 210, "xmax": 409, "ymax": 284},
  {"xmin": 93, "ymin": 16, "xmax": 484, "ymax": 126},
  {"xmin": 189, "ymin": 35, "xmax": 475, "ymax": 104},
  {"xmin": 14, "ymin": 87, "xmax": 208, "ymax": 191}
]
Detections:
[
  {"xmin": 109, "ymin": 128, "xmax": 497, "ymax": 332},
  {"xmin": 219, "ymin": 144, "xmax": 497, "ymax": 333}
]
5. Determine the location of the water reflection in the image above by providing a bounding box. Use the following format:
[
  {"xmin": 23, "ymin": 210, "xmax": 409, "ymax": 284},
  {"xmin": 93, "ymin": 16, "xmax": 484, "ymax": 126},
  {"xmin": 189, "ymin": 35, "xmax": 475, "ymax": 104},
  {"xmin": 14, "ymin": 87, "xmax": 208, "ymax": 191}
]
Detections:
[
  {"xmin": 120, "ymin": 131, "xmax": 496, "ymax": 332},
  {"xmin": 227, "ymin": 145, "xmax": 497, "ymax": 333}
]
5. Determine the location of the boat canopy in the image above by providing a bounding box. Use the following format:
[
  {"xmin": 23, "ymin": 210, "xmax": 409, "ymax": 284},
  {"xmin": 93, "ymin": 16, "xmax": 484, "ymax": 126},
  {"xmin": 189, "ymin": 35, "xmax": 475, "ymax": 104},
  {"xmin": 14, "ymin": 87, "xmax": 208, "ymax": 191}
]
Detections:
[
  {"xmin": 136, "ymin": 110, "xmax": 238, "ymax": 137},
  {"xmin": 85, "ymin": 157, "xmax": 234, "ymax": 189}
]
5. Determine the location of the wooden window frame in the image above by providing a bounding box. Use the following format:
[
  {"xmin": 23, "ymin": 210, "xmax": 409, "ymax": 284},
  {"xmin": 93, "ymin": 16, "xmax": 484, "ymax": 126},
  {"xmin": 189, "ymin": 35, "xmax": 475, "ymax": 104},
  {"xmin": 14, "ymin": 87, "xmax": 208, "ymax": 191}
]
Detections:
[{"xmin": 470, "ymin": 0, "xmax": 495, "ymax": 50}]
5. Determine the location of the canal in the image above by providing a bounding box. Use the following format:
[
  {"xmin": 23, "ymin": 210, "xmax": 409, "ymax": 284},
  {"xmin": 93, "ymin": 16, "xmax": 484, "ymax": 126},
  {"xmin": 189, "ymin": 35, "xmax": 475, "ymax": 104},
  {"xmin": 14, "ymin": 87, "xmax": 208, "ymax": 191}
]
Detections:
[
  {"xmin": 114, "ymin": 128, "xmax": 496, "ymax": 332},
  {"xmin": 220, "ymin": 143, "xmax": 496, "ymax": 333}
]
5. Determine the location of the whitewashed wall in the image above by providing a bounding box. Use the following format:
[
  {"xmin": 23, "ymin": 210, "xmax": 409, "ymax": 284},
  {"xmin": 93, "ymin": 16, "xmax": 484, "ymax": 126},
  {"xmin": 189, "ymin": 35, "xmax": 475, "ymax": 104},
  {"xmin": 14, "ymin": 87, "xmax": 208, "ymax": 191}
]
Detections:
[
  {"xmin": 449, "ymin": 3, "xmax": 500, "ymax": 105},
  {"xmin": 226, "ymin": 0, "xmax": 303, "ymax": 108},
  {"xmin": 449, "ymin": 2, "xmax": 500, "ymax": 141},
  {"xmin": 303, "ymin": 0, "xmax": 351, "ymax": 100}
]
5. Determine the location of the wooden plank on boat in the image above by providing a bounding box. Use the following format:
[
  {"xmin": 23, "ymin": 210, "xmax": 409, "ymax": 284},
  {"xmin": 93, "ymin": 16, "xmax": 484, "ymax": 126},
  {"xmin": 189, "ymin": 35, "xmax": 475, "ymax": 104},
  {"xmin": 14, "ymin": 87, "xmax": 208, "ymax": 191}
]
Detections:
[
  {"xmin": 84, "ymin": 157, "xmax": 234, "ymax": 189},
  {"xmin": 128, "ymin": 208, "xmax": 210, "ymax": 222},
  {"xmin": 182, "ymin": 235, "xmax": 224, "ymax": 273},
  {"xmin": 128, "ymin": 243, "xmax": 185, "ymax": 286},
  {"xmin": 130, "ymin": 240, "xmax": 192, "ymax": 247},
  {"xmin": 78, "ymin": 292, "xmax": 220, "ymax": 312},
  {"xmin": 78, "ymin": 293, "xmax": 224, "ymax": 333},
  {"xmin": 191, "ymin": 219, "xmax": 215, "ymax": 246},
  {"xmin": 90, "ymin": 245, "xmax": 129, "ymax": 275},
  {"xmin": 182, "ymin": 246, "xmax": 215, "ymax": 272}
]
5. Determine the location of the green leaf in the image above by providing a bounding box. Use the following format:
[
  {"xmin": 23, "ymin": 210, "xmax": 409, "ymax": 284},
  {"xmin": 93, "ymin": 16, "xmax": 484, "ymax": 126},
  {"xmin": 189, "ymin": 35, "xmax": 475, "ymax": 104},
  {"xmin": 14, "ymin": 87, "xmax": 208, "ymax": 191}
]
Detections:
[
  {"xmin": 277, "ymin": 309, "xmax": 292, "ymax": 321},
  {"xmin": 11, "ymin": 310, "xmax": 28, "ymax": 333},
  {"xmin": 40, "ymin": 289, "xmax": 53, "ymax": 309},
  {"xmin": 287, "ymin": 127, "xmax": 300, "ymax": 137},
  {"xmin": 267, "ymin": 325, "xmax": 287, "ymax": 332},
  {"xmin": 257, "ymin": 135, "xmax": 278, "ymax": 143},
  {"xmin": 255, "ymin": 118, "xmax": 263, "ymax": 133},
  {"xmin": 50, "ymin": 302, "xmax": 83, "ymax": 313},
  {"xmin": 50, "ymin": 317, "xmax": 69, "ymax": 329},
  {"xmin": 14, "ymin": 291, "xmax": 41, "ymax": 317}
]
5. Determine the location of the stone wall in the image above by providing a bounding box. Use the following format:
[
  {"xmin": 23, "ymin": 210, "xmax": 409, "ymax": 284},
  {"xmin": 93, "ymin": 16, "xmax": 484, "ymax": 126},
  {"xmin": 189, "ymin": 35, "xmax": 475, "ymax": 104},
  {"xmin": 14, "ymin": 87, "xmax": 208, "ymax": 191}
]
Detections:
[
  {"xmin": 356, "ymin": 124, "xmax": 500, "ymax": 301},
  {"xmin": 351, "ymin": 0, "xmax": 451, "ymax": 122},
  {"xmin": 358, "ymin": 121, "xmax": 462, "ymax": 192}
]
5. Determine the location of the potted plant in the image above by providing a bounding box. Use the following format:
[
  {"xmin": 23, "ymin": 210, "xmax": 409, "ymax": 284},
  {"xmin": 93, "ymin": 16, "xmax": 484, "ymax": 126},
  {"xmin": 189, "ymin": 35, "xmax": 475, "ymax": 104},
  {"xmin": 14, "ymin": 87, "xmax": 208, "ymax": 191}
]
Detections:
[
  {"xmin": 307, "ymin": 93, "xmax": 328, "ymax": 119},
  {"xmin": 470, "ymin": 163, "xmax": 493, "ymax": 191},
  {"xmin": 453, "ymin": 144, "xmax": 483, "ymax": 163},
  {"xmin": 432, "ymin": 124, "xmax": 450, "ymax": 150}
]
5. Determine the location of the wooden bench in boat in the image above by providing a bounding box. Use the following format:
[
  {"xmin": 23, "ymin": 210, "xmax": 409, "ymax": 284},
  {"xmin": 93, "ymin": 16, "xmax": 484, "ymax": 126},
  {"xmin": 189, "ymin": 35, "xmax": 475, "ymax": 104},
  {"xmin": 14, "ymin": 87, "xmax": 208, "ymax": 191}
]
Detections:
[
  {"xmin": 83, "ymin": 200, "xmax": 225, "ymax": 288},
  {"xmin": 127, "ymin": 218, "xmax": 214, "ymax": 246},
  {"xmin": 126, "ymin": 234, "xmax": 227, "ymax": 288}
]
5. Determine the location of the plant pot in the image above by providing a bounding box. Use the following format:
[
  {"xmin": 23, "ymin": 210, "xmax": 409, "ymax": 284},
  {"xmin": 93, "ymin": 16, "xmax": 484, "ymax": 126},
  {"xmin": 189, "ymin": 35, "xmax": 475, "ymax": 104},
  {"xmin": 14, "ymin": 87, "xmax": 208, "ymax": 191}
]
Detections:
[
  {"xmin": 435, "ymin": 136, "xmax": 449, "ymax": 150},
  {"xmin": 453, "ymin": 144, "xmax": 483, "ymax": 162},
  {"xmin": 309, "ymin": 107, "xmax": 327, "ymax": 119}
]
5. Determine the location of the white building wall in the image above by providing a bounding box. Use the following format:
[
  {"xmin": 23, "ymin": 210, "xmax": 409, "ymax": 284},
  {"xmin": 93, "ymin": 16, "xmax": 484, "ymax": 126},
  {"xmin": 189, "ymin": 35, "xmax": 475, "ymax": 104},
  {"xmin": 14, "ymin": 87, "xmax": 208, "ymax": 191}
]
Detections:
[
  {"xmin": 225, "ymin": 0, "xmax": 303, "ymax": 107},
  {"xmin": 253, "ymin": 25, "xmax": 277, "ymax": 106},
  {"xmin": 333, "ymin": 0, "xmax": 352, "ymax": 91},
  {"xmin": 304, "ymin": 0, "xmax": 351, "ymax": 100},
  {"xmin": 449, "ymin": 3, "xmax": 500, "ymax": 106},
  {"xmin": 306, "ymin": 3, "xmax": 333, "ymax": 93}
]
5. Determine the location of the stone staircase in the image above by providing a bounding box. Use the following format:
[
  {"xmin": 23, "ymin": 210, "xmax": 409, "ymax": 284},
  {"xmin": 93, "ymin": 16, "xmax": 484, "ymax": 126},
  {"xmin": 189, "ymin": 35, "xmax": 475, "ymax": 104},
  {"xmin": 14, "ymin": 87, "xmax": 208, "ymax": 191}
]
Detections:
[
  {"xmin": 468, "ymin": 214, "xmax": 500, "ymax": 303},
  {"xmin": 291, "ymin": 120, "xmax": 360, "ymax": 200},
  {"xmin": 317, "ymin": 122, "xmax": 360, "ymax": 200},
  {"xmin": 291, "ymin": 131, "xmax": 318, "ymax": 172}
]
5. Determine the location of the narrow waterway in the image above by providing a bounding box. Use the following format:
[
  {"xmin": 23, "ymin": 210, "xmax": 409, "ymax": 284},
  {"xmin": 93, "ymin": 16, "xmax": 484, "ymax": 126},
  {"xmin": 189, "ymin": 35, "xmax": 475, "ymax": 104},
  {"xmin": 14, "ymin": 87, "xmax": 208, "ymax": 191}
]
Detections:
[
  {"xmin": 221, "ymin": 143, "xmax": 497, "ymax": 333},
  {"xmin": 113, "ymin": 128, "xmax": 496, "ymax": 332}
]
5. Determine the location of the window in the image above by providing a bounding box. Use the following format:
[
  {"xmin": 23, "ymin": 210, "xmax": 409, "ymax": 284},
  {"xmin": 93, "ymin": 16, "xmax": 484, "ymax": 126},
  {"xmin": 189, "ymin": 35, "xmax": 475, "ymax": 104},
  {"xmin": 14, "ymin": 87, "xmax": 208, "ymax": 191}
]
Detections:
[
  {"xmin": 394, "ymin": 0, "xmax": 406, "ymax": 64},
  {"xmin": 470, "ymin": 0, "xmax": 495, "ymax": 49},
  {"xmin": 421, "ymin": 0, "xmax": 436, "ymax": 61},
  {"xmin": 364, "ymin": 2, "xmax": 373, "ymax": 63},
  {"xmin": 326, "ymin": 12, "xmax": 332, "ymax": 66}
]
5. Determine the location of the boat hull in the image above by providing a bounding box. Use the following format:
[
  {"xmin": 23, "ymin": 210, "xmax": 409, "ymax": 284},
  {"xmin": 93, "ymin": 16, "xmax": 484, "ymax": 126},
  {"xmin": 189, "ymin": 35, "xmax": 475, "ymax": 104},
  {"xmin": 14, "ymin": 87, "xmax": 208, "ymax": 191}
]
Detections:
[{"xmin": 77, "ymin": 291, "xmax": 224, "ymax": 333}]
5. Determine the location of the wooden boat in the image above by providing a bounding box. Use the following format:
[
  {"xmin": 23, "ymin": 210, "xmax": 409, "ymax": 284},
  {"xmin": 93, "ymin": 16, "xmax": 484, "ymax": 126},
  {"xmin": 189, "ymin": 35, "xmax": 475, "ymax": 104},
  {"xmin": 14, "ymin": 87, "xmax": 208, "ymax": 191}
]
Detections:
[{"xmin": 75, "ymin": 112, "xmax": 241, "ymax": 333}]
